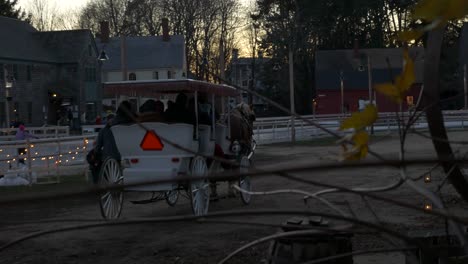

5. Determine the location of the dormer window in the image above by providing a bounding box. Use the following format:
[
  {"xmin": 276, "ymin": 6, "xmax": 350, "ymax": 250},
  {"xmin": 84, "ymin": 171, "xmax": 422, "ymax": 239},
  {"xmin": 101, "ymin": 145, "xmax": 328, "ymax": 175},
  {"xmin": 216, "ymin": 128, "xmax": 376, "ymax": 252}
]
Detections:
[{"xmin": 129, "ymin": 72, "xmax": 136, "ymax": 80}]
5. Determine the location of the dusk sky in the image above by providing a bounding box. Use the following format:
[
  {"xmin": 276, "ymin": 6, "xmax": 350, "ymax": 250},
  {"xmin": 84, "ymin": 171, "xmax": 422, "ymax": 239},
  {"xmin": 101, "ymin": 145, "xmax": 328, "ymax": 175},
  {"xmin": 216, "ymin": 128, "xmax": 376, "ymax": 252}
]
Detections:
[
  {"xmin": 18, "ymin": 0, "xmax": 252, "ymax": 11},
  {"xmin": 18, "ymin": 0, "xmax": 90, "ymax": 10}
]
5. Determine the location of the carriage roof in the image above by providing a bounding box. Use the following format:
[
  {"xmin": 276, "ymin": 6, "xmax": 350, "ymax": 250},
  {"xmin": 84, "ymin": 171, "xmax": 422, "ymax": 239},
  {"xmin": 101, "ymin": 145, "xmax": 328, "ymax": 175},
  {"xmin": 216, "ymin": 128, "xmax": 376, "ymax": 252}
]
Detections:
[{"xmin": 103, "ymin": 79, "xmax": 240, "ymax": 97}]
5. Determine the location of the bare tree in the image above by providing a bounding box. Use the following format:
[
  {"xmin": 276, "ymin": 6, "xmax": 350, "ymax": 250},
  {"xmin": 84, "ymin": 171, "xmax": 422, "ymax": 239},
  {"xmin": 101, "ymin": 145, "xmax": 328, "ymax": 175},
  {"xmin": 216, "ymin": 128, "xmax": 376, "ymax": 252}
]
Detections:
[{"xmin": 26, "ymin": 0, "xmax": 78, "ymax": 31}]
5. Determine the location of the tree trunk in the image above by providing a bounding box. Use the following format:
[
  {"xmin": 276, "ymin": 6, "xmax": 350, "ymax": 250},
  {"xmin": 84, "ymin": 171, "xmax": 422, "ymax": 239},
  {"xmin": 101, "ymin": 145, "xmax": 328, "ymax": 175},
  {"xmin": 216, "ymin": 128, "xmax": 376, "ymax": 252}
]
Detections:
[{"xmin": 423, "ymin": 27, "xmax": 468, "ymax": 203}]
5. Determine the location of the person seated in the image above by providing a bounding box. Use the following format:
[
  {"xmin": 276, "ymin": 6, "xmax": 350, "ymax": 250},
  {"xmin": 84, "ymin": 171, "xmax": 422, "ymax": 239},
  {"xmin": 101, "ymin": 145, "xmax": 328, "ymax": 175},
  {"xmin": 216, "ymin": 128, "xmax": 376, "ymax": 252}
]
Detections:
[
  {"xmin": 198, "ymin": 95, "xmax": 212, "ymax": 126},
  {"xmin": 112, "ymin": 100, "xmax": 136, "ymax": 126},
  {"xmin": 138, "ymin": 99, "xmax": 165, "ymax": 123},
  {"xmin": 170, "ymin": 93, "xmax": 194, "ymax": 124}
]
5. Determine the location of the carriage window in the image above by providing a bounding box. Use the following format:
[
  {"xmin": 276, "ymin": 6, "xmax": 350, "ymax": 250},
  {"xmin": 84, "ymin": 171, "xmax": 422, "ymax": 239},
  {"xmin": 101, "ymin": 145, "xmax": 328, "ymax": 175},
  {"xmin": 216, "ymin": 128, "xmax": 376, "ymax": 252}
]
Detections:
[{"xmin": 129, "ymin": 73, "xmax": 136, "ymax": 80}]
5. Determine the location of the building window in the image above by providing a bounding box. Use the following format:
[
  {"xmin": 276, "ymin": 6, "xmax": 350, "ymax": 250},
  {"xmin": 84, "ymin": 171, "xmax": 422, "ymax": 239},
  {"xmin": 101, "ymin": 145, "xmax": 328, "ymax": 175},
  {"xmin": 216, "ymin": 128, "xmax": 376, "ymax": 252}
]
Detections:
[
  {"xmin": 27, "ymin": 102, "xmax": 32, "ymax": 123},
  {"xmin": 153, "ymin": 71, "xmax": 159, "ymax": 80},
  {"xmin": 85, "ymin": 68, "xmax": 96, "ymax": 82},
  {"xmin": 129, "ymin": 73, "xmax": 136, "ymax": 80},
  {"xmin": 182, "ymin": 72, "xmax": 186, "ymax": 77},
  {"xmin": 26, "ymin": 65, "xmax": 32, "ymax": 81},
  {"xmin": 88, "ymin": 45, "xmax": 92, "ymax": 56},
  {"xmin": 167, "ymin": 71, "xmax": 172, "ymax": 79},
  {"xmin": 0, "ymin": 64, "xmax": 3, "ymax": 80},
  {"xmin": 13, "ymin": 65, "xmax": 18, "ymax": 80},
  {"xmin": 242, "ymin": 80, "xmax": 248, "ymax": 87}
]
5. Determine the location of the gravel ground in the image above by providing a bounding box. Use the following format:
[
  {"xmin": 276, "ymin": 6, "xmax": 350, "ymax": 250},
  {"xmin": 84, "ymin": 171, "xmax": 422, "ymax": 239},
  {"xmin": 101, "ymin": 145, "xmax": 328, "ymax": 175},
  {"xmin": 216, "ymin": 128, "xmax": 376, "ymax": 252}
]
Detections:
[{"xmin": 0, "ymin": 131, "xmax": 468, "ymax": 264}]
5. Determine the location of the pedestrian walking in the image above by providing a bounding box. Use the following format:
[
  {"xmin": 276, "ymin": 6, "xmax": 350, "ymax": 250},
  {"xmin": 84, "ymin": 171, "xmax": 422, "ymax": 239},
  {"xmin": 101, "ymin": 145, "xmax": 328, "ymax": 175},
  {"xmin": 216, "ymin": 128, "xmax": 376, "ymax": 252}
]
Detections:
[{"xmin": 15, "ymin": 124, "xmax": 38, "ymax": 165}]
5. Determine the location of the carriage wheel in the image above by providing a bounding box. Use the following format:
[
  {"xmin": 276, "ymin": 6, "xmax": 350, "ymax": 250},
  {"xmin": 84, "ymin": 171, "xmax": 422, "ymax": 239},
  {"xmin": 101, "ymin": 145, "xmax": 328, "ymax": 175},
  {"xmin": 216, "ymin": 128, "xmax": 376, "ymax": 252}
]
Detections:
[
  {"xmin": 165, "ymin": 190, "xmax": 179, "ymax": 207},
  {"xmin": 98, "ymin": 158, "xmax": 124, "ymax": 220},
  {"xmin": 239, "ymin": 156, "xmax": 252, "ymax": 205},
  {"xmin": 189, "ymin": 156, "xmax": 210, "ymax": 216}
]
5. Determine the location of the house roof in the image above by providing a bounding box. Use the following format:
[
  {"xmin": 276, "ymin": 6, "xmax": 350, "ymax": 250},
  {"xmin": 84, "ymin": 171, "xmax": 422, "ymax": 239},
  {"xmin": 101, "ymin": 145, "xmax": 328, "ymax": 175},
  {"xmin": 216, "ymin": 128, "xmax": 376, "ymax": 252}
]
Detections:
[
  {"xmin": 96, "ymin": 35, "xmax": 185, "ymax": 71},
  {"xmin": 34, "ymin": 30, "xmax": 97, "ymax": 63},
  {"xmin": 315, "ymin": 47, "xmax": 425, "ymax": 91},
  {"xmin": 103, "ymin": 79, "xmax": 239, "ymax": 97},
  {"xmin": 0, "ymin": 16, "xmax": 96, "ymax": 64}
]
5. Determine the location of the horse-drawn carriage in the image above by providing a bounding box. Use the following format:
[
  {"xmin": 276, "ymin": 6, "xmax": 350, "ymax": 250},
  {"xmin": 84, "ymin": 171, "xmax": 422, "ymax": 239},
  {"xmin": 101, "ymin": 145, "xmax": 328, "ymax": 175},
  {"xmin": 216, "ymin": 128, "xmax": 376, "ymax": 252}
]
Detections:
[{"xmin": 95, "ymin": 79, "xmax": 255, "ymax": 219}]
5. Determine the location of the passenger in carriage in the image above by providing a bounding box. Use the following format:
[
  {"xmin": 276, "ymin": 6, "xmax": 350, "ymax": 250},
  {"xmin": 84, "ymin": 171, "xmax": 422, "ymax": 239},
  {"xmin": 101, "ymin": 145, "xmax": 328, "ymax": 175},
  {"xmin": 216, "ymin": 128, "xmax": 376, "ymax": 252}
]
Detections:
[
  {"xmin": 138, "ymin": 99, "xmax": 165, "ymax": 123},
  {"xmin": 198, "ymin": 94, "xmax": 212, "ymax": 126},
  {"xmin": 168, "ymin": 93, "xmax": 193, "ymax": 124},
  {"xmin": 164, "ymin": 100, "xmax": 175, "ymax": 120}
]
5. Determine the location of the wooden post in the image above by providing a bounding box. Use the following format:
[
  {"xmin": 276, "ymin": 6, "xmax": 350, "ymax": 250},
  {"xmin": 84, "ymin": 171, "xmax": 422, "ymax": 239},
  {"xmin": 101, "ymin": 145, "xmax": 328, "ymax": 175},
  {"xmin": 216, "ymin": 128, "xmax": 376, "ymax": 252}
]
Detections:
[{"xmin": 26, "ymin": 138, "xmax": 32, "ymax": 184}]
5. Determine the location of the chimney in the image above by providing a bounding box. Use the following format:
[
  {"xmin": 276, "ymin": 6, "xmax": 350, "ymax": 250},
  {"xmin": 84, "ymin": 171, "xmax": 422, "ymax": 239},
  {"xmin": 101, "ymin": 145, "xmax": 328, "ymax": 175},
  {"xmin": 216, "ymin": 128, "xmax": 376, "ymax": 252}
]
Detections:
[
  {"xmin": 100, "ymin": 21, "xmax": 110, "ymax": 43},
  {"xmin": 232, "ymin": 49, "xmax": 239, "ymax": 61},
  {"xmin": 162, "ymin": 18, "xmax": 170, "ymax": 41},
  {"xmin": 121, "ymin": 36, "xmax": 127, "ymax": 81}
]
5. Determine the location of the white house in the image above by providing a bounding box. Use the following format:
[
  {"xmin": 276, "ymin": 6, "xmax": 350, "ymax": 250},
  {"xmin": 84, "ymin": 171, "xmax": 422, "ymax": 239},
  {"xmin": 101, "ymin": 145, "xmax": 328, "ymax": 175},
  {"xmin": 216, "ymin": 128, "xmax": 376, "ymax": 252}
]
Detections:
[{"xmin": 96, "ymin": 19, "xmax": 187, "ymax": 110}]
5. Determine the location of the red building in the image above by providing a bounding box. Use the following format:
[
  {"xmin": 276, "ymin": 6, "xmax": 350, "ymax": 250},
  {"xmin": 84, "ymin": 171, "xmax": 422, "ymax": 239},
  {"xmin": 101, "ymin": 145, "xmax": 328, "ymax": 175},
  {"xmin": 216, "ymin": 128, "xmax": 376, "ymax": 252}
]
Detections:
[{"xmin": 315, "ymin": 48, "xmax": 424, "ymax": 114}]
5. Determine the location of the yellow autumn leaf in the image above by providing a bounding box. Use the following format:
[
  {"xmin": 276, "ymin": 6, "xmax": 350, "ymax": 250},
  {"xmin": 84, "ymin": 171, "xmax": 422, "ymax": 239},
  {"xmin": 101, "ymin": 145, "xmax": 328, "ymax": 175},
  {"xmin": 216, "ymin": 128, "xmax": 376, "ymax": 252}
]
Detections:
[
  {"xmin": 340, "ymin": 104, "xmax": 378, "ymax": 131},
  {"xmin": 375, "ymin": 49, "xmax": 416, "ymax": 103},
  {"xmin": 341, "ymin": 131, "xmax": 370, "ymax": 160}
]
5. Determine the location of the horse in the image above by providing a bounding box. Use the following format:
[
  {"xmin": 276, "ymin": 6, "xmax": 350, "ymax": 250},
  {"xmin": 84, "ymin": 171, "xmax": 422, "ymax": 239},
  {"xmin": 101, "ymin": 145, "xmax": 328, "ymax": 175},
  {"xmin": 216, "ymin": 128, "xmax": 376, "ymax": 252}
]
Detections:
[
  {"xmin": 229, "ymin": 102, "xmax": 256, "ymax": 155},
  {"xmin": 210, "ymin": 102, "xmax": 256, "ymax": 200}
]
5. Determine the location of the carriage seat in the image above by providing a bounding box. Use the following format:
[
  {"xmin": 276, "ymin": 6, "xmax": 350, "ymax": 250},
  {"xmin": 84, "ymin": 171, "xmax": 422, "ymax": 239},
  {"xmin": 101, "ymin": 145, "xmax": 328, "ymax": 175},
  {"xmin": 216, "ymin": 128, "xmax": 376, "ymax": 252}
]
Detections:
[{"xmin": 111, "ymin": 122, "xmax": 197, "ymax": 191}]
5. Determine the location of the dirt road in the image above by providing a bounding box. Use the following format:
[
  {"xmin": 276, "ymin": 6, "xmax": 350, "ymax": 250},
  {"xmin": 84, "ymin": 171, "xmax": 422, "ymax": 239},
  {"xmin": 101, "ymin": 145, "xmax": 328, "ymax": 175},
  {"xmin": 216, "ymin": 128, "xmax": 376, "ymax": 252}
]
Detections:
[{"xmin": 1, "ymin": 132, "xmax": 467, "ymax": 264}]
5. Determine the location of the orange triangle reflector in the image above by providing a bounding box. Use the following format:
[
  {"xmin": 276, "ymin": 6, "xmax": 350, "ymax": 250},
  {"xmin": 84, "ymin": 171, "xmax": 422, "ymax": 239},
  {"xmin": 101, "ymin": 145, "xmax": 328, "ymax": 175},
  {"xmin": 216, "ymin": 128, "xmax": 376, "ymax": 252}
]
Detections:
[{"xmin": 140, "ymin": 130, "xmax": 164, "ymax": 151}]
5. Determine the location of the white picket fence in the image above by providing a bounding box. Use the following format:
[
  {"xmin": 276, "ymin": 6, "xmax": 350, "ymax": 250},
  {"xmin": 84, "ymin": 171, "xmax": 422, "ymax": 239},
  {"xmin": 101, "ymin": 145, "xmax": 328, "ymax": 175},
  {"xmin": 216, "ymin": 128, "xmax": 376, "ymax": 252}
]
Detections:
[{"xmin": 0, "ymin": 136, "xmax": 94, "ymax": 185}]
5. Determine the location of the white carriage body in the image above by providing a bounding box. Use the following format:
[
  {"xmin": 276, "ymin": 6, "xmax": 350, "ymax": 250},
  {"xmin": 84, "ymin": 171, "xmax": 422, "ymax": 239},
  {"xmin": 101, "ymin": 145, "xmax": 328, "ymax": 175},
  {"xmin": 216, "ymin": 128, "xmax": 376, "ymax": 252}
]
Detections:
[
  {"xmin": 97, "ymin": 79, "xmax": 249, "ymax": 219},
  {"xmin": 111, "ymin": 122, "xmax": 197, "ymax": 191}
]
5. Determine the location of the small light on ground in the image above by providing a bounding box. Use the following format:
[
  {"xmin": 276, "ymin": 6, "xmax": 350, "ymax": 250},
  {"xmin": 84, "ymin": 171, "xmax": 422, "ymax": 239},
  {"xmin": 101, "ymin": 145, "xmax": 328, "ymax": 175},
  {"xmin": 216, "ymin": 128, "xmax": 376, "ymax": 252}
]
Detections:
[{"xmin": 424, "ymin": 174, "xmax": 431, "ymax": 183}]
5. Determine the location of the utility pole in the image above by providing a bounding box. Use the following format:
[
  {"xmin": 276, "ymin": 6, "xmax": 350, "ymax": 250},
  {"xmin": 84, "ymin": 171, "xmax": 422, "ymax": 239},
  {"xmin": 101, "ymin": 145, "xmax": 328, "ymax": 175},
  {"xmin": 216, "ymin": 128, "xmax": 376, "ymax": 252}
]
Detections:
[
  {"xmin": 367, "ymin": 55, "xmax": 374, "ymax": 134},
  {"xmin": 289, "ymin": 48, "xmax": 296, "ymax": 143},
  {"xmin": 464, "ymin": 64, "xmax": 467, "ymax": 109}
]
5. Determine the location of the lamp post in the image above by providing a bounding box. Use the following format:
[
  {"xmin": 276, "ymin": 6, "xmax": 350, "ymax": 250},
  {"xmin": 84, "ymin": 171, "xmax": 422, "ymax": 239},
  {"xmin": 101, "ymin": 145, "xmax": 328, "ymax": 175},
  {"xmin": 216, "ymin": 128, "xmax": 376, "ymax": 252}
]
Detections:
[
  {"xmin": 289, "ymin": 47, "xmax": 296, "ymax": 143},
  {"xmin": 3, "ymin": 64, "xmax": 11, "ymax": 128}
]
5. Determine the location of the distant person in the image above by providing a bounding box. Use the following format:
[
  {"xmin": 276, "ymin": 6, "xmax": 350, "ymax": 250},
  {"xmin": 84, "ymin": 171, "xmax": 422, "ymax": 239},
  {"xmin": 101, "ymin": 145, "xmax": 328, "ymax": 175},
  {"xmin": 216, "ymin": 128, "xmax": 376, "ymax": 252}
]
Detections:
[
  {"xmin": 95, "ymin": 115, "xmax": 102, "ymax": 125},
  {"xmin": 15, "ymin": 125, "xmax": 38, "ymax": 165},
  {"xmin": 67, "ymin": 109, "xmax": 73, "ymax": 125}
]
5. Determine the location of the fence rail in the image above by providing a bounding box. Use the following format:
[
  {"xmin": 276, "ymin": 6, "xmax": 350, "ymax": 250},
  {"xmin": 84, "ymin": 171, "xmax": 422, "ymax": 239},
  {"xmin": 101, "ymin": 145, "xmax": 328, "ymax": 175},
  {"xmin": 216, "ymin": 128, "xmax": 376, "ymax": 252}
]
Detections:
[
  {"xmin": 2, "ymin": 110, "xmax": 468, "ymax": 183},
  {"xmin": 0, "ymin": 126, "xmax": 70, "ymax": 141}
]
